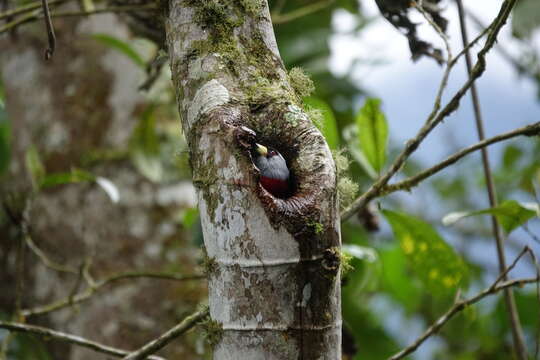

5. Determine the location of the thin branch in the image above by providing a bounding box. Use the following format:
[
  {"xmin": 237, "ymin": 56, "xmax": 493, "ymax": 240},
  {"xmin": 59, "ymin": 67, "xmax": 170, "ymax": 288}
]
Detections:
[
  {"xmin": 382, "ymin": 122, "xmax": 540, "ymax": 194},
  {"xmin": 341, "ymin": 0, "xmax": 518, "ymax": 221},
  {"xmin": 0, "ymin": 4, "xmax": 157, "ymax": 35},
  {"xmin": 272, "ymin": 0, "xmax": 334, "ymax": 24},
  {"xmin": 0, "ymin": 0, "xmax": 68, "ymax": 20},
  {"xmin": 387, "ymin": 276, "xmax": 539, "ymax": 360},
  {"xmin": 414, "ymin": 0, "xmax": 453, "ymax": 127},
  {"xmin": 122, "ymin": 307, "xmax": 209, "ymax": 360},
  {"xmin": 21, "ymin": 271, "xmax": 205, "ymax": 317},
  {"xmin": 466, "ymin": 8, "xmax": 540, "ymax": 81},
  {"xmin": 0, "ymin": 321, "xmax": 164, "ymax": 360},
  {"xmin": 41, "ymin": 0, "xmax": 56, "ymax": 60},
  {"xmin": 24, "ymin": 232, "xmax": 78, "ymax": 274},
  {"xmin": 455, "ymin": 0, "xmax": 527, "ymax": 357},
  {"xmin": 522, "ymin": 224, "xmax": 540, "ymax": 245}
]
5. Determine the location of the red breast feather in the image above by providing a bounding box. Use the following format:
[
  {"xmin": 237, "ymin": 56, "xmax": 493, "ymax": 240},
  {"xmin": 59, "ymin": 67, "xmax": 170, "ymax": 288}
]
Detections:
[{"xmin": 260, "ymin": 176, "xmax": 290, "ymax": 198}]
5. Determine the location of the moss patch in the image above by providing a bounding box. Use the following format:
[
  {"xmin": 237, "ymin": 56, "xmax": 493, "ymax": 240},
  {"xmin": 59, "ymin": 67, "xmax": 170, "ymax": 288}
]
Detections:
[
  {"xmin": 239, "ymin": 0, "xmax": 263, "ymax": 15},
  {"xmin": 201, "ymin": 246, "xmax": 219, "ymax": 276},
  {"xmin": 337, "ymin": 177, "xmax": 358, "ymax": 210},
  {"xmin": 339, "ymin": 249, "xmax": 354, "ymax": 277},
  {"xmin": 308, "ymin": 220, "xmax": 324, "ymax": 235},
  {"xmin": 288, "ymin": 67, "xmax": 315, "ymax": 98},
  {"xmin": 201, "ymin": 317, "xmax": 224, "ymax": 347},
  {"xmin": 187, "ymin": 0, "xmax": 242, "ymax": 43}
]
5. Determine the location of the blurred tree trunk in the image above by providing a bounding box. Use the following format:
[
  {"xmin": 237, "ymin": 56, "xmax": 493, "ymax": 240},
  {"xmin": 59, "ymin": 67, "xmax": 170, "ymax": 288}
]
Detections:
[
  {"xmin": 166, "ymin": 1, "xmax": 341, "ymax": 359},
  {"xmin": 0, "ymin": 11, "xmax": 205, "ymax": 360}
]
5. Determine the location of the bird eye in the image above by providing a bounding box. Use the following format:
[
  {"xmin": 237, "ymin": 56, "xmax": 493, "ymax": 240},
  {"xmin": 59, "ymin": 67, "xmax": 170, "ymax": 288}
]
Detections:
[{"xmin": 269, "ymin": 150, "xmax": 276, "ymax": 156}]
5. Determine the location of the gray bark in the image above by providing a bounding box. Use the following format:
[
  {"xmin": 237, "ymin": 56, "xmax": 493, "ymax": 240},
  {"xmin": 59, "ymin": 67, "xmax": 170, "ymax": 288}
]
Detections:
[{"xmin": 166, "ymin": 1, "xmax": 341, "ymax": 359}]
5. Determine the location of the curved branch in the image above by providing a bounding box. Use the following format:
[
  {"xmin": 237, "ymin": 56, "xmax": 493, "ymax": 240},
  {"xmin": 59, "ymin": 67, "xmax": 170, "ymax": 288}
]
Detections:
[
  {"xmin": 0, "ymin": 321, "xmax": 165, "ymax": 360},
  {"xmin": 21, "ymin": 271, "xmax": 205, "ymax": 317},
  {"xmin": 122, "ymin": 307, "xmax": 209, "ymax": 360},
  {"xmin": 0, "ymin": 0, "xmax": 68, "ymax": 20},
  {"xmin": 388, "ymin": 277, "xmax": 538, "ymax": 360},
  {"xmin": 271, "ymin": 0, "xmax": 334, "ymax": 24},
  {"xmin": 0, "ymin": 3, "xmax": 157, "ymax": 35}
]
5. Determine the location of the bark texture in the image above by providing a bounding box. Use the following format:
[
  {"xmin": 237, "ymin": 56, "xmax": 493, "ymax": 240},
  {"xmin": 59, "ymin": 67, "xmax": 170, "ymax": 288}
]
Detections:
[{"xmin": 166, "ymin": 1, "xmax": 341, "ymax": 359}]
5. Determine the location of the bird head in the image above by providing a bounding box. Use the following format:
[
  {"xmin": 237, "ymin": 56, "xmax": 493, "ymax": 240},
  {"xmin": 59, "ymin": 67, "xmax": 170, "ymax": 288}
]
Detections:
[{"xmin": 253, "ymin": 143, "xmax": 291, "ymax": 198}]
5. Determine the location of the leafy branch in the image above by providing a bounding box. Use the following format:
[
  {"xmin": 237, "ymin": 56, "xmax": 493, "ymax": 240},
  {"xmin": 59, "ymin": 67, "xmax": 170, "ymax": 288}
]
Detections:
[
  {"xmin": 341, "ymin": 0, "xmax": 518, "ymax": 221},
  {"xmin": 389, "ymin": 246, "xmax": 540, "ymax": 360}
]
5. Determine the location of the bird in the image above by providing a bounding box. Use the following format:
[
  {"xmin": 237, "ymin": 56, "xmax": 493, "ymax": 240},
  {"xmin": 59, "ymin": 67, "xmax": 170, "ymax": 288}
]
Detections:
[{"xmin": 252, "ymin": 143, "xmax": 291, "ymax": 198}]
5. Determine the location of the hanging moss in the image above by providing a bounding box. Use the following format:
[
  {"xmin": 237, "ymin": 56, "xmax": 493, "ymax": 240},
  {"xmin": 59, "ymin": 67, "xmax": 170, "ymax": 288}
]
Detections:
[
  {"xmin": 339, "ymin": 249, "xmax": 354, "ymax": 277},
  {"xmin": 201, "ymin": 317, "xmax": 224, "ymax": 347},
  {"xmin": 288, "ymin": 67, "xmax": 315, "ymax": 98},
  {"xmin": 332, "ymin": 150, "xmax": 350, "ymax": 176},
  {"xmin": 337, "ymin": 177, "xmax": 359, "ymax": 210},
  {"xmin": 239, "ymin": 0, "xmax": 263, "ymax": 16}
]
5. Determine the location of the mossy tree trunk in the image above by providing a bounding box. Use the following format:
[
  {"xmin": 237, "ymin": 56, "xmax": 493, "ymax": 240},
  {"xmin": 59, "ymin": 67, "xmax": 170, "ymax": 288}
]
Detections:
[{"xmin": 165, "ymin": 1, "xmax": 341, "ymax": 358}]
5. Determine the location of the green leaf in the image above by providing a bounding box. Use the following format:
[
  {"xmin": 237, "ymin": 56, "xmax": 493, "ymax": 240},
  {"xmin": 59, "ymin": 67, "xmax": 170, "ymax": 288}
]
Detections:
[
  {"xmin": 442, "ymin": 200, "xmax": 540, "ymax": 234},
  {"xmin": 356, "ymin": 98, "xmax": 388, "ymax": 173},
  {"xmin": 81, "ymin": 0, "xmax": 95, "ymax": 11},
  {"xmin": 0, "ymin": 108, "xmax": 10, "ymax": 176},
  {"xmin": 342, "ymin": 124, "xmax": 377, "ymax": 179},
  {"xmin": 502, "ymin": 144, "xmax": 522, "ymax": 169},
  {"xmin": 379, "ymin": 246, "xmax": 422, "ymax": 312},
  {"xmin": 182, "ymin": 207, "xmax": 199, "ymax": 228},
  {"xmin": 40, "ymin": 170, "xmax": 119, "ymax": 203},
  {"xmin": 129, "ymin": 104, "xmax": 164, "ymax": 182},
  {"xmin": 25, "ymin": 146, "xmax": 45, "ymax": 190},
  {"xmin": 39, "ymin": 169, "xmax": 95, "ymax": 188},
  {"xmin": 304, "ymin": 97, "xmax": 339, "ymax": 149},
  {"xmin": 512, "ymin": 0, "xmax": 540, "ymax": 38},
  {"xmin": 92, "ymin": 34, "xmax": 146, "ymax": 68},
  {"xmin": 382, "ymin": 209, "xmax": 468, "ymax": 297}
]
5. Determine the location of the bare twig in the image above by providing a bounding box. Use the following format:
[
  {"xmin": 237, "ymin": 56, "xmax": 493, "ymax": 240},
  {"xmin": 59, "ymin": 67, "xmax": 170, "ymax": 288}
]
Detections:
[
  {"xmin": 341, "ymin": 0, "xmax": 518, "ymax": 221},
  {"xmin": 122, "ymin": 307, "xmax": 209, "ymax": 360},
  {"xmin": 413, "ymin": 0, "xmax": 453, "ymax": 126},
  {"xmin": 0, "ymin": 4, "xmax": 157, "ymax": 34},
  {"xmin": 466, "ymin": 8, "xmax": 540, "ymax": 81},
  {"xmin": 41, "ymin": 0, "xmax": 56, "ymax": 59},
  {"xmin": 0, "ymin": 321, "xmax": 164, "ymax": 360},
  {"xmin": 522, "ymin": 224, "xmax": 540, "ymax": 245},
  {"xmin": 387, "ymin": 276, "xmax": 539, "ymax": 360},
  {"xmin": 455, "ymin": 0, "xmax": 527, "ymax": 357},
  {"xmin": 382, "ymin": 122, "xmax": 540, "ymax": 194},
  {"xmin": 24, "ymin": 232, "xmax": 78, "ymax": 274},
  {"xmin": 272, "ymin": 0, "xmax": 334, "ymax": 24},
  {"xmin": 0, "ymin": 0, "xmax": 68, "ymax": 20},
  {"xmin": 21, "ymin": 271, "xmax": 205, "ymax": 317}
]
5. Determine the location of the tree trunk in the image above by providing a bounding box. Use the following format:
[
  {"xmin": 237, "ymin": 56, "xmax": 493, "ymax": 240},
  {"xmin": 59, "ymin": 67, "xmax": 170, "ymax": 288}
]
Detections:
[{"xmin": 165, "ymin": 1, "xmax": 341, "ymax": 359}]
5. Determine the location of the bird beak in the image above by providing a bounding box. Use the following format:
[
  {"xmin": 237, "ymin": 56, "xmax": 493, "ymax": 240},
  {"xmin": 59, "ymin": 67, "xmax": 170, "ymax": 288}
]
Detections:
[{"xmin": 255, "ymin": 143, "xmax": 268, "ymax": 157}]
